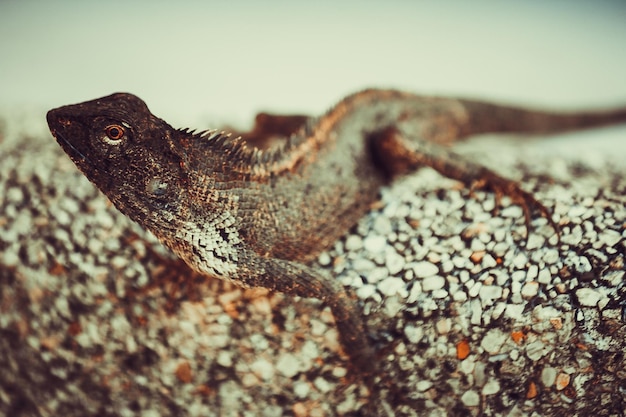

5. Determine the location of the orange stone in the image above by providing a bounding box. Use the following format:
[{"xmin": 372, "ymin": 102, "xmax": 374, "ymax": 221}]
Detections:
[
  {"xmin": 470, "ymin": 251, "xmax": 486, "ymax": 264},
  {"xmin": 511, "ymin": 331, "xmax": 525, "ymax": 344},
  {"xmin": 549, "ymin": 317, "xmax": 563, "ymax": 330},
  {"xmin": 555, "ymin": 373, "xmax": 570, "ymax": 391},
  {"xmin": 456, "ymin": 339, "xmax": 471, "ymax": 360},
  {"xmin": 175, "ymin": 361, "xmax": 193, "ymax": 383},
  {"xmin": 195, "ymin": 384, "xmax": 212, "ymax": 396}
]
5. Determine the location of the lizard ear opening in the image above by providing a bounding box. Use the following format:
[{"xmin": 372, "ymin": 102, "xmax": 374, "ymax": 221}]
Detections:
[{"xmin": 146, "ymin": 177, "xmax": 169, "ymax": 196}]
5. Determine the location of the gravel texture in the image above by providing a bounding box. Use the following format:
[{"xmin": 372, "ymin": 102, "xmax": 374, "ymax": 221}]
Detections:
[{"xmin": 1, "ymin": 110, "xmax": 625, "ymax": 417}]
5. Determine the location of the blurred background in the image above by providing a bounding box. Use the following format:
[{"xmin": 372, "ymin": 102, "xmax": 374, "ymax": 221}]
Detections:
[{"xmin": 1, "ymin": 0, "xmax": 625, "ymax": 129}]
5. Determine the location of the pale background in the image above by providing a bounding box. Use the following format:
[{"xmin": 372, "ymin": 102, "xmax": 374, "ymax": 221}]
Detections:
[{"xmin": 1, "ymin": 0, "xmax": 625, "ymax": 132}]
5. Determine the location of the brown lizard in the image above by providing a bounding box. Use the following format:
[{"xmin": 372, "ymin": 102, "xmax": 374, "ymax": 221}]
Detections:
[{"xmin": 46, "ymin": 89, "xmax": 626, "ymax": 386}]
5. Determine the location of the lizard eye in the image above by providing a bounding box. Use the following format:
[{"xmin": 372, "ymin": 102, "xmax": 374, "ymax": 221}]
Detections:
[{"xmin": 103, "ymin": 124, "xmax": 126, "ymax": 145}]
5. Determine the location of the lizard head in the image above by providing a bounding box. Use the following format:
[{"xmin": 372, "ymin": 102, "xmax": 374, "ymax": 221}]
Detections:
[{"xmin": 47, "ymin": 93, "xmax": 189, "ymax": 233}]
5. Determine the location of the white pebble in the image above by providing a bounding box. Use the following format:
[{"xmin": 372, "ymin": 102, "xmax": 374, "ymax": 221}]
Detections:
[
  {"xmin": 345, "ymin": 235, "xmax": 363, "ymax": 251},
  {"xmin": 432, "ymin": 289, "xmax": 449, "ymax": 299},
  {"xmin": 526, "ymin": 264, "xmax": 539, "ymax": 280},
  {"xmin": 482, "ymin": 253, "xmax": 497, "ymax": 268},
  {"xmin": 216, "ymin": 351, "xmax": 233, "ymax": 367},
  {"xmin": 406, "ymin": 282, "xmax": 422, "ymax": 303},
  {"xmin": 293, "ymin": 381, "xmax": 310, "ymax": 398},
  {"xmin": 276, "ymin": 353, "xmax": 300, "ymax": 378},
  {"xmin": 541, "ymin": 366, "xmax": 557, "ymax": 387},
  {"xmin": 470, "ymin": 299, "xmax": 483, "ymax": 325},
  {"xmin": 512, "ymin": 252, "xmax": 528, "ymax": 269},
  {"xmin": 404, "ymin": 325, "xmax": 424, "ymax": 344},
  {"xmin": 479, "ymin": 285, "xmax": 503, "ymax": 302},
  {"xmin": 412, "ymin": 261, "xmax": 439, "ymax": 277},
  {"xmin": 378, "ymin": 277, "xmax": 407, "ymax": 297},
  {"xmin": 542, "ymin": 249, "xmax": 560, "ymax": 264},
  {"xmin": 416, "ymin": 380, "xmax": 433, "ymax": 392},
  {"xmin": 317, "ymin": 252, "xmax": 331, "ymax": 266},
  {"xmin": 385, "ymin": 250, "xmax": 406, "ymax": 275},
  {"xmin": 600, "ymin": 229, "xmax": 621, "ymax": 247},
  {"xmin": 525, "ymin": 233, "xmax": 545, "ymax": 250},
  {"xmin": 373, "ymin": 216, "xmax": 393, "ymax": 235},
  {"xmin": 435, "ymin": 318, "xmax": 451, "ymax": 334},
  {"xmin": 521, "ymin": 281, "xmax": 539, "ymax": 299},
  {"xmin": 526, "ymin": 339, "xmax": 547, "ymax": 361},
  {"xmin": 422, "ymin": 275, "xmax": 445, "ymax": 291},
  {"xmin": 461, "ymin": 390, "xmax": 480, "ymax": 406},
  {"xmin": 480, "ymin": 329, "xmax": 507, "ymax": 354},
  {"xmin": 313, "ymin": 377, "xmax": 332, "ymax": 393},
  {"xmin": 363, "ymin": 234, "xmax": 387, "ymax": 253},
  {"xmin": 482, "ymin": 379, "xmax": 501, "ymax": 395},
  {"xmin": 468, "ymin": 281, "xmax": 482, "ymax": 298},
  {"xmin": 366, "ymin": 267, "xmax": 389, "ymax": 284},
  {"xmin": 356, "ymin": 284, "xmax": 377, "ymax": 300},
  {"xmin": 575, "ymin": 288, "xmax": 601, "ymax": 307},
  {"xmin": 537, "ymin": 268, "xmax": 552, "ymax": 285},
  {"xmin": 250, "ymin": 358, "xmax": 274, "ymax": 380}
]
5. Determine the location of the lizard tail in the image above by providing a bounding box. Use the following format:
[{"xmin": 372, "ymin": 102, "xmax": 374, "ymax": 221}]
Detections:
[{"xmin": 458, "ymin": 99, "xmax": 626, "ymax": 137}]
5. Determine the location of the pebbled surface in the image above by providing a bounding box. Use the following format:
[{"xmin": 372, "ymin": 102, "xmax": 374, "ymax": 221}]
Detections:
[{"xmin": 1, "ymin": 111, "xmax": 625, "ymax": 416}]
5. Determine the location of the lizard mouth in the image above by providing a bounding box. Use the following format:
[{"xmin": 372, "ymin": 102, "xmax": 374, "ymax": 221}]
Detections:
[{"xmin": 51, "ymin": 128, "xmax": 91, "ymax": 164}]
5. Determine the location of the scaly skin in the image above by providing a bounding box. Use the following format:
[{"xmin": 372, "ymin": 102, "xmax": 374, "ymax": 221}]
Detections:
[{"xmin": 46, "ymin": 89, "xmax": 626, "ymax": 388}]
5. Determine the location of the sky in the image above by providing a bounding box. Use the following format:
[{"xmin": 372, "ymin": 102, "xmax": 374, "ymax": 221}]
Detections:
[{"xmin": 1, "ymin": 1, "xmax": 625, "ymax": 129}]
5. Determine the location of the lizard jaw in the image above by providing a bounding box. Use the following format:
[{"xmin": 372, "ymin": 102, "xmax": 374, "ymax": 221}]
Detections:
[
  {"xmin": 51, "ymin": 128, "xmax": 91, "ymax": 164},
  {"xmin": 46, "ymin": 109, "xmax": 92, "ymax": 165}
]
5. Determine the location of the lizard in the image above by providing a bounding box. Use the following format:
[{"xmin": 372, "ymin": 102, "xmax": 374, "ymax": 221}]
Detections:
[{"xmin": 46, "ymin": 89, "xmax": 626, "ymax": 387}]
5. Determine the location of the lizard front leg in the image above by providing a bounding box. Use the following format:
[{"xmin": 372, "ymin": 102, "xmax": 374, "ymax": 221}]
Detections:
[
  {"xmin": 235, "ymin": 252, "xmax": 377, "ymax": 382},
  {"xmin": 370, "ymin": 126, "xmax": 558, "ymax": 239}
]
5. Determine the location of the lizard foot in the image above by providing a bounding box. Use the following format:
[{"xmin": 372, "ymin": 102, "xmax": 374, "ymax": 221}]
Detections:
[{"xmin": 469, "ymin": 171, "xmax": 560, "ymax": 242}]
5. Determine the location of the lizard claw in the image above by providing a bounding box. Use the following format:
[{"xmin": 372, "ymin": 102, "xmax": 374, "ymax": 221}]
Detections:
[{"xmin": 469, "ymin": 174, "xmax": 560, "ymax": 243}]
